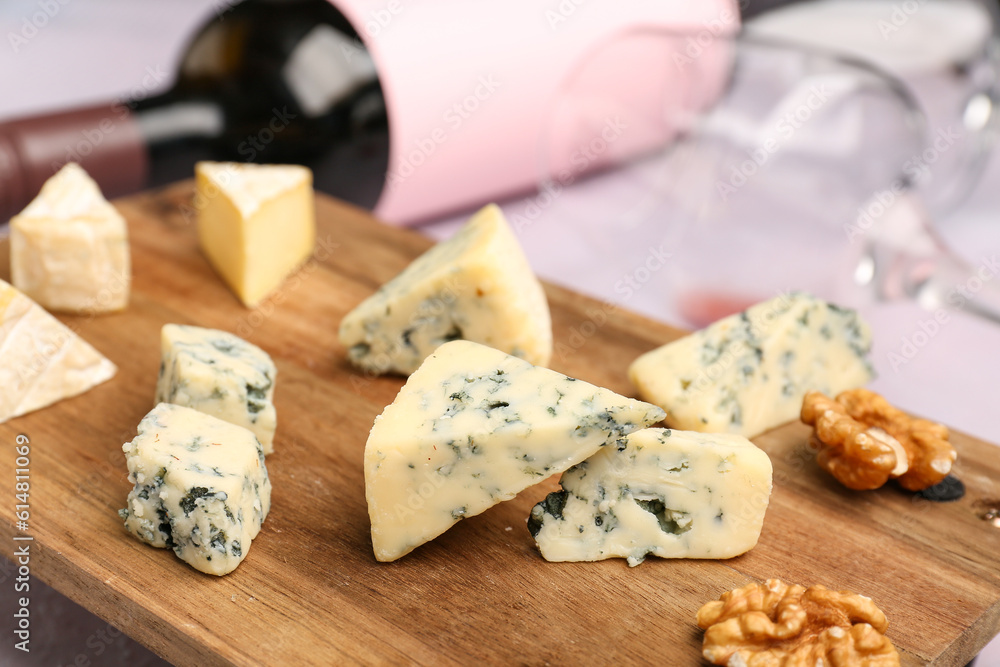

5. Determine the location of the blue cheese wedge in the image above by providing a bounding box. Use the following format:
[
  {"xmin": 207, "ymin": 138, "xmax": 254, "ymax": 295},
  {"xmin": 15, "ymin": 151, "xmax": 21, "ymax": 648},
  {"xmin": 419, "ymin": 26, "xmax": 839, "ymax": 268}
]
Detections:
[
  {"xmin": 0, "ymin": 279, "xmax": 116, "ymax": 424},
  {"xmin": 340, "ymin": 204, "xmax": 552, "ymax": 376},
  {"xmin": 528, "ymin": 428, "xmax": 773, "ymax": 565},
  {"xmin": 11, "ymin": 162, "xmax": 130, "ymax": 314},
  {"xmin": 119, "ymin": 403, "xmax": 271, "ymax": 576},
  {"xmin": 629, "ymin": 292, "xmax": 874, "ymax": 438},
  {"xmin": 365, "ymin": 340, "xmax": 665, "ymax": 562},
  {"xmin": 155, "ymin": 324, "xmax": 278, "ymax": 454}
]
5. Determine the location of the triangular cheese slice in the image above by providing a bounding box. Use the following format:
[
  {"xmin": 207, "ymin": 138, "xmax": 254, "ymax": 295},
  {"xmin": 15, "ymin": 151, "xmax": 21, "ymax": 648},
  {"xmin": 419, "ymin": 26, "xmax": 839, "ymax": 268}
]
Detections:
[
  {"xmin": 0, "ymin": 279, "xmax": 116, "ymax": 424},
  {"xmin": 628, "ymin": 292, "xmax": 874, "ymax": 438},
  {"xmin": 340, "ymin": 204, "xmax": 552, "ymax": 376},
  {"xmin": 365, "ymin": 340, "xmax": 665, "ymax": 561},
  {"xmin": 529, "ymin": 428, "xmax": 773, "ymax": 566},
  {"xmin": 195, "ymin": 161, "xmax": 314, "ymax": 308}
]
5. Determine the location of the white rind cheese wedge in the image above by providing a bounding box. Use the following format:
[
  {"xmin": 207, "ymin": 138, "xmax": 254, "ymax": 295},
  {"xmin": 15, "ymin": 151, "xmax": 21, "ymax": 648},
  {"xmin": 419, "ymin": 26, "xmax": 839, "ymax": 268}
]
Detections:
[
  {"xmin": 365, "ymin": 340, "xmax": 665, "ymax": 562},
  {"xmin": 0, "ymin": 279, "xmax": 116, "ymax": 424},
  {"xmin": 119, "ymin": 403, "xmax": 272, "ymax": 576},
  {"xmin": 155, "ymin": 324, "xmax": 278, "ymax": 454},
  {"xmin": 196, "ymin": 161, "xmax": 315, "ymax": 308},
  {"xmin": 11, "ymin": 162, "xmax": 130, "ymax": 313},
  {"xmin": 529, "ymin": 428, "xmax": 773, "ymax": 565},
  {"xmin": 340, "ymin": 204, "xmax": 552, "ymax": 376},
  {"xmin": 629, "ymin": 292, "xmax": 874, "ymax": 438}
]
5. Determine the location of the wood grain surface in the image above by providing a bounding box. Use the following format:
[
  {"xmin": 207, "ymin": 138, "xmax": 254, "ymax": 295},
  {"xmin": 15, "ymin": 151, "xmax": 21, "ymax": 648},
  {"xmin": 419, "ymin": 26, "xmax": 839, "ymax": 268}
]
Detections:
[{"xmin": 1, "ymin": 182, "xmax": 998, "ymax": 666}]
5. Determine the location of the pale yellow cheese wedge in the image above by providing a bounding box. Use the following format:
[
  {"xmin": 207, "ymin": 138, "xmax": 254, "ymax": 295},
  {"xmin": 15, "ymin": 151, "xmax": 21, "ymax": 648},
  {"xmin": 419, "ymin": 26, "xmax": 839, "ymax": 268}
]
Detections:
[
  {"xmin": 11, "ymin": 162, "xmax": 130, "ymax": 313},
  {"xmin": 195, "ymin": 162, "xmax": 315, "ymax": 307}
]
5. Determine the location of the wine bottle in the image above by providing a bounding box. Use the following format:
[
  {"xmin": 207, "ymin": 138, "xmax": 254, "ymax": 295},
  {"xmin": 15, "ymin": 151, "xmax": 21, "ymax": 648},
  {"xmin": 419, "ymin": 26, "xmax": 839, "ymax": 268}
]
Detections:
[
  {"xmin": 0, "ymin": 0, "xmax": 388, "ymax": 219},
  {"xmin": 0, "ymin": 0, "xmax": 751, "ymax": 225}
]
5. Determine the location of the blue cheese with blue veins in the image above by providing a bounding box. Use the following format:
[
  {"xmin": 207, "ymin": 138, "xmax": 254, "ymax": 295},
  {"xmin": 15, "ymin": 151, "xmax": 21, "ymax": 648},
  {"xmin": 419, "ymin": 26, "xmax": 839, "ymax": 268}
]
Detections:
[
  {"xmin": 365, "ymin": 339, "xmax": 665, "ymax": 561},
  {"xmin": 528, "ymin": 428, "xmax": 773, "ymax": 565},
  {"xmin": 119, "ymin": 403, "xmax": 271, "ymax": 576},
  {"xmin": 628, "ymin": 292, "xmax": 874, "ymax": 438},
  {"xmin": 155, "ymin": 324, "xmax": 277, "ymax": 454},
  {"xmin": 340, "ymin": 204, "xmax": 552, "ymax": 376}
]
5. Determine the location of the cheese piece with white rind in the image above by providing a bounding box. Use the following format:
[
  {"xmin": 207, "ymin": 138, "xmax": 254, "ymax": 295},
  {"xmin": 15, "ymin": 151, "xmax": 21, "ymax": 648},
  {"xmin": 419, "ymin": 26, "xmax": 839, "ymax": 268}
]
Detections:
[
  {"xmin": 195, "ymin": 161, "xmax": 315, "ymax": 308},
  {"xmin": 119, "ymin": 403, "xmax": 271, "ymax": 576},
  {"xmin": 528, "ymin": 428, "xmax": 773, "ymax": 566},
  {"xmin": 11, "ymin": 162, "xmax": 130, "ymax": 313},
  {"xmin": 0, "ymin": 279, "xmax": 116, "ymax": 424},
  {"xmin": 155, "ymin": 324, "xmax": 278, "ymax": 454},
  {"xmin": 365, "ymin": 340, "xmax": 665, "ymax": 561},
  {"xmin": 629, "ymin": 292, "xmax": 873, "ymax": 438},
  {"xmin": 340, "ymin": 203, "xmax": 552, "ymax": 376}
]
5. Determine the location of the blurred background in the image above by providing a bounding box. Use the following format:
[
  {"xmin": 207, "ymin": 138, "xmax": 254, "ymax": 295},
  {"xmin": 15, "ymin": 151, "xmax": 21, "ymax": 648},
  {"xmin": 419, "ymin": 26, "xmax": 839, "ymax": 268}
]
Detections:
[{"xmin": 1, "ymin": 0, "xmax": 999, "ymax": 664}]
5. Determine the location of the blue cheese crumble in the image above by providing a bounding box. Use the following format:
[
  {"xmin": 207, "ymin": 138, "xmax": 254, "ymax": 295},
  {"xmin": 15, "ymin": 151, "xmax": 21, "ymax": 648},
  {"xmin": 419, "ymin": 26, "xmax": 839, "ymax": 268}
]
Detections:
[
  {"xmin": 339, "ymin": 204, "xmax": 552, "ymax": 376},
  {"xmin": 629, "ymin": 292, "xmax": 874, "ymax": 437},
  {"xmin": 529, "ymin": 428, "xmax": 773, "ymax": 565},
  {"xmin": 119, "ymin": 403, "xmax": 272, "ymax": 576},
  {"xmin": 156, "ymin": 324, "xmax": 278, "ymax": 454}
]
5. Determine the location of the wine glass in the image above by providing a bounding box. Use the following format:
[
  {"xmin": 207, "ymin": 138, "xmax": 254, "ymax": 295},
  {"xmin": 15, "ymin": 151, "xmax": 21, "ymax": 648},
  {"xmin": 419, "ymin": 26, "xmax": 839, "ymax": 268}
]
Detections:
[
  {"xmin": 745, "ymin": 0, "xmax": 1000, "ymax": 326},
  {"xmin": 746, "ymin": 0, "xmax": 1000, "ymax": 218},
  {"xmin": 533, "ymin": 21, "xmax": 1000, "ymax": 329}
]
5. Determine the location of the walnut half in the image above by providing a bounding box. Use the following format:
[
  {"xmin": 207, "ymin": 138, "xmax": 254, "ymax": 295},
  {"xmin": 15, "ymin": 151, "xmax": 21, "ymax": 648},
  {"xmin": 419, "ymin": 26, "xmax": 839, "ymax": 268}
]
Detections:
[
  {"xmin": 801, "ymin": 389, "xmax": 956, "ymax": 492},
  {"xmin": 697, "ymin": 579, "xmax": 900, "ymax": 667}
]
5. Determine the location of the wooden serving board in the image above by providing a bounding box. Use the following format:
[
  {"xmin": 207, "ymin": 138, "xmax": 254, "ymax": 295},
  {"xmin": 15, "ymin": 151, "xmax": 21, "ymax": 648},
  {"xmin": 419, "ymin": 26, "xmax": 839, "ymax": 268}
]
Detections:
[{"xmin": 1, "ymin": 182, "xmax": 999, "ymax": 666}]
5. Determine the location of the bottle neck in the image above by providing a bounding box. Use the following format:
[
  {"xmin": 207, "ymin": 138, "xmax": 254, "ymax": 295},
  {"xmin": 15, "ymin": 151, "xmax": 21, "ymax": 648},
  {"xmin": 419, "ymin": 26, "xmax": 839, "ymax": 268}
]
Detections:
[
  {"xmin": 0, "ymin": 102, "xmax": 149, "ymax": 220},
  {"xmin": 0, "ymin": 0, "xmax": 392, "ymax": 218},
  {"xmin": 0, "ymin": 88, "xmax": 234, "ymax": 219}
]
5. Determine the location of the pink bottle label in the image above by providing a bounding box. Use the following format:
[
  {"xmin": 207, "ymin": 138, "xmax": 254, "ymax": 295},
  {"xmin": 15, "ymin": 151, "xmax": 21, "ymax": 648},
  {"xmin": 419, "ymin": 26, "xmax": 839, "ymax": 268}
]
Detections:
[{"xmin": 334, "ymin": 0, "xmax": 740, "ymax": 225}]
